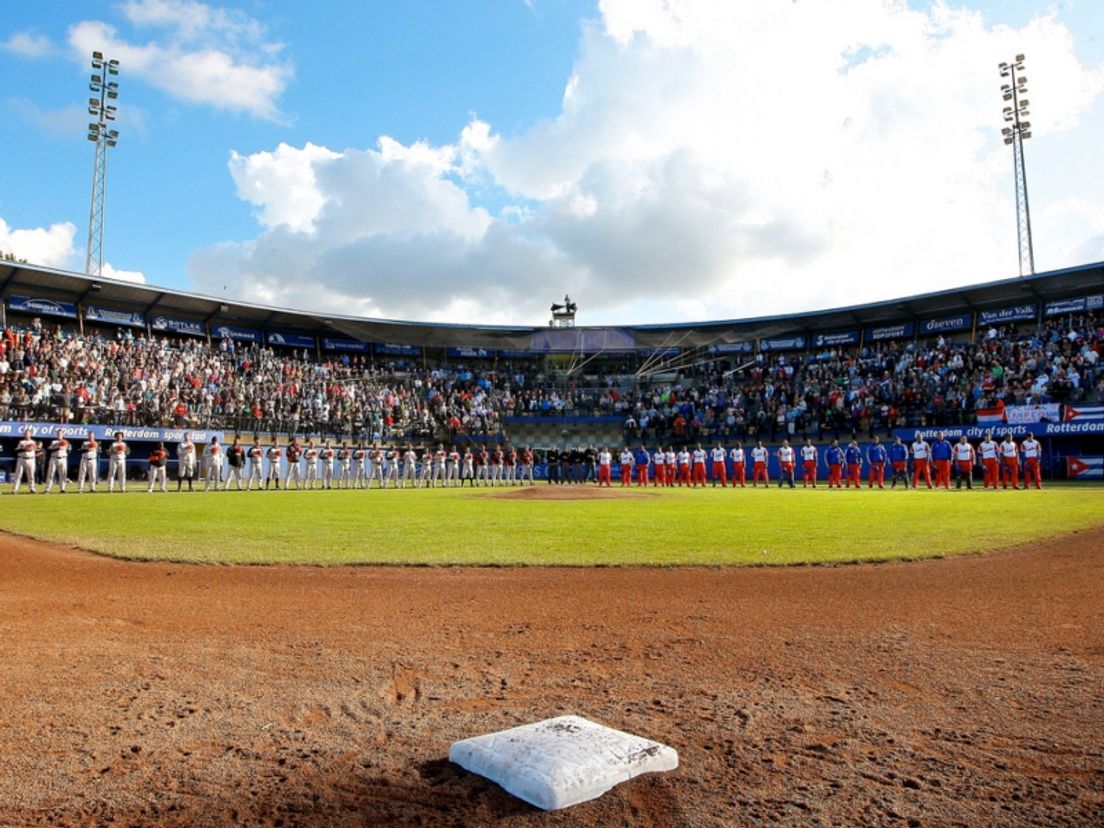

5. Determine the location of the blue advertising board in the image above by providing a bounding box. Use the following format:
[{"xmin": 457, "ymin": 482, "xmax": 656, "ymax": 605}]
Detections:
[
  {"xmin": 812, "ymin": 330, "xmax": 860, "ymax": 348},
  {"xmin": 0, "ymin": 421, "xmax": 223, "ymax": 443},
  {"xmin": 708, "ymin": 341, "xmax": 754, "ymax": 354},
  {"xmin": 759, "ymin": 335, "xmax": 806, "ymax": 352},
  {"xmin": 447, "ymin": 346, "xmax": 494, "ymax": 359},
  {"xmin": 866, "ymin": 322, "xmax": 914, "ymax": 341},
  {"xmin": 919, "ymin": 313, "xmax": 971, "ymax": 335},
  {"xmin": 979, "ymin": 304, "xmax": 1036, "ymax": 325},
  {"xmin": 1045, "ymin": 294, "xmax": 1104, "ymax": 316},
  {"xmin": 84, "ymin": 304, "xmax": 145, "ymax": 328},
  {"xmin": 375, "ymin": 342, "xmax": 422, "ymax": 357},
  {"xmin": 150, "ymin": 314, "xmax": 206, "ymax": 337},
  {"xmin": 266, "ymin": 331, "xmax": 316, "ymax": 349},
  {"xmin": 212, "ymin": 324, "xmax": 261, "ymax": 343},
  {"xmin": 7, "ymin": 295, "xmax": 78, "ymax": 319},
  {"xmin": 498, "ymin": 349, "xmax": 541, "ymax": 359},
  {"xmin": 321, "ymin": 337, "xmax": 370, "ymax": 353}
]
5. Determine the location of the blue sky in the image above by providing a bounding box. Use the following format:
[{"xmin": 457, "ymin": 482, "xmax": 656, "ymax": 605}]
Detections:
[{"xmin": 2, "ymin": 0, "xmax": 1102, "ymax": 325}]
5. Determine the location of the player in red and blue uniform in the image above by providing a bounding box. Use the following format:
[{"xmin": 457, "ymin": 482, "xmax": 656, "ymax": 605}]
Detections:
[
  {"xmin": 930, "ymin": 431, "xmax": 954, "ymax": 489},
  {"xmin": 825, "ymin": 440, "xmax": 844, "ymax": 488},
  {"xmin": 844, "ymin": 441, "xmax": 863, "ymax": 489},
  {"xmin": 887, "ymin": 437, "xmax": 909, "ymax": 489},
  {"xmin": 866, "ymin": 437, "xmax": 887, "ymax": 488},
  {"xmin": 634, "ymin": 446, "xmax": 651, "ymax": 487}
]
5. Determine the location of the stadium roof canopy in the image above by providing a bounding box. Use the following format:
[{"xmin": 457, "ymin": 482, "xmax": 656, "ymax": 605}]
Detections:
[{"xmin": 0, "ymin": 259, "xmax": 1100, "ymax": 351}]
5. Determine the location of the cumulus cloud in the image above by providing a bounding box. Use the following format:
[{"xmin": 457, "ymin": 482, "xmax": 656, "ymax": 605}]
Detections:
[
  {"xmin": 2, "ymin": 31, "xmax": 54, "ymax": 58},
  {"xmin": 67, "ymin": 0, "xmax": 291, "ymax": 120},
  {"xmin": 0, "ymin": 217, "xmax": 78, "ymax": 269},
  {"xmin": 100, "ymin": 262, "xmax": 147, "ymax": 284},
  {"xmin": 190, "ymin": 0, "xmax": 1104, "ymax": 325}
]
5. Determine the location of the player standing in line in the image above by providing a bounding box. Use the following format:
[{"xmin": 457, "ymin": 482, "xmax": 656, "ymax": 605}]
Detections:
[
  {"xmin": 691, "ymin": 444, "xmax": 708, "ymax": 487},
  {"xmin": 225, "ymin": 437, "xmax": 246, "ymax": 491},
  {"xmin": 844, "ymin": 440, "xmax": 863, "ymax": 489},
  {"xmin": 597, "ymin": 447, "xmax": 613, "ymax": 486},
  {"xmin": 999, "ymin": 433, "xmax": 1020, "ymax": 490},
  {"xmin": 910, "ymin": 433, "xmax": 933, "ymax": 489},
  {"xmin": 711, "ymin": 443, "xmax": 728, "ymax": 487},
  {"xmin": 632, "ymin": 445, "xmax": 649, "ymax": 487},
  {"xmin": 12, "ymin": 429, "xmax": 38, "ymax": 494},
  {"xmin": 338, "ymin": 442, "xmax": 353, "ymax": 489},
  {"xmin": 300, "ymin": 440, "xmax": 318, "ymax": 489},
  {"xmin": 493, "ymin": 446, "xmax": 507, "ymax": 487},
  {"xmin": 887, "ymin": 436, "xmax": 909, "ymax": 489},
  {"xmin": 283, "ymin": 438, "xmax": 303, "ymax": 489},
  {"xmin": 418, "ymin": 446, "xmax": 433, "ymax": 488},
  {"xmin": 401, "ymin": 445, "xmax": 418, "ymax": 488},
  {"xmin": 978, "ymin": 431, "xmax": 999, "ymax": 489},
  {"xmin": 45, "ymin": 430, "xmax": 71, "ymax": 493},
  {"xmin": 386, "ymin": 446, "xmax": 401, "ymax": 488},
  {"xmin": 1020, "ymin": 435, "xmax": 1042, "ymax": 489},
  {"xmin": 800, "ymin": 438, "xmax": 818, "ymax": 488},
  {"xmin": 446, "ymin": 445, "xmax": 461, "ymax": 487},
  {"xmin": 459, "ymin": 447, "xmax": 475, "ymax": 486},
  {"xmin": 78, "ymin": 430, "xmax": 99, "ymax": 493},
  {"xmin": 265, "ymin": 440, "xmax": 283, "ymax": 489},
  {"xmin": 649, "ymin": 446, "xmax": 665, "ymax": 487},
  {"xmin": 319, "ymin": 440, "xmax": 335, "ymax": 489},
  {"xmin": 176, "ymin": 432, "xmax": 197, "ymax": 492},
  {"xmin": 432, "ymin": 443, "xmax": 447, "ymax": 487},
  {"xmin": 676, "ymin": 447, "xmax": 692, "ymax": 486},
  {"xmin": 776, "ymin": 439, "xmax": 796, "ymax": 489},
  {"xmin": 867, "ymin": 436, "xmax": 887, "ymax": 489},
  {"xmin": 930, "ymin": 431, "xmax": 953, "ymax": 490},
  {"xmin": 147, "ymin": 442, "xmax": 169, "ymax": 493},
  {"xmin": 520, "ymin": 444, "xmax": 535, "ymax": 485},
  {"xmin": 618, "ymin": 447, "xmax": 633, "ymax": 486},
  {"xmin": 825, "ymin": 439, "xmax": 844, "ymax": 488},
  {"xmin": 751, "ymin": 440, "xmax": 770, "ymax": 487},
  {"xmin": 203, "ymin": 436, "xmax": 222, "ymax": 492},
  {"xmin": 502, "ymin": 446, "xmax": 516, "ymax": 486},
  {"xmin": 351, "ymin": 442, "xmax": 367, "ymax": 489},
  {"xmin": 108, "ymin": 431, "xmax": 130, "ymax": 493},
  {"xmin": 664, "ymin": 447, "xmax": 676, "ymax": 487},
  {"xmin": 246, "ymin": 438, "xmax": 265, "ymax": 490},
  {"xmin": 729, "ymin": 442, "xmax": 746, "ymax": 488},
  {"xmin": 953, "ymin": 435, "xmax": 976, "ymax": 490}
]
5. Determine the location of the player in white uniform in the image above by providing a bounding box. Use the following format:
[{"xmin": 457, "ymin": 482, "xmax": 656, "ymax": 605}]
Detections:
[
  {"xmin": 45, "ymin": 430, "xmax": 71, "ymax": 493},
  {"xmin": 78, "ymin": 431, "xmax": 100, "ymax": 493},
  {"xmin": 147, "ymin": 442, "xmax": 169, "ymax": 493},
  {"xmin": 224, "ymin": 437, "xmax": 246, "ymax": 491},
  {"xmin": 351, "ymin": 443, "xmax": 367, "ymax": 489},
  {"xmin": 460, "ymin": 448, "xmax": 475, "ymax": 486},
  {"xmin": 621, "ymin": 448, "xmax": 637, "ymax": 487},
  {"xmin": 401, "ymin": 447, "xmax": 418, "ymax": 488},
  {"xmin": 12, "ymin": 429, "xmax": 38, "ymax": 494},
  {"xmin": 999, "ymin": 434, "xmax": 1021, "ymax": 490},
  {"xmin": 300, "ymin": 440, "xmax": 318, "ymax": 489},
  {"xmin": 204, "ymin": 437, "xmax": 223, "ymax": 491},
  {"xmin": 663, "ymin": 449, "xmax": 676, "ymax": 487},
  {"xmin": 750, "ymin": 442, "xmax": 770, "ymax": 486},
  {"xmin": 690, "ymin": 445, "xmax": 707, "ymax": 487},
  {"xmin": 107, "ymin": 432, "xmax": 130, "ymax": 493},
  {"xmin": 431, "ymin": 445, "xmax": 447, "ymax": 487},
  {"xmin": 383, "ymin": 448, "xmax": 400, "ymax": 488},
  {"xmin": 910, "ymin": 435, "xmax": 932, "ymax": 489},
  {"xmin": 320, "ymin": 441, "xmax": 336, "ymax": 489},
  {"xmin": 676, "ymin": 449, "xmax": 691, "ymax": 486},
  {"xmin": 246, "ymin": 439, "xmax": 266, "ymax": 490},
  {"xmin": 978, "ymin": 433, "xmax": 999, "ymax": 489},
  {"xmin": 176, "ymin": 433, "xmax": 197, "ymax": 491},
  {"xmin": 710, "ymin": 445, "xmax": 727, "ymax": 487},
  {"xmin": 776, "ymin": 440, "xmax": 796, "ymax": 489},
  {"xmin": 952, "ymin": 436, "xmax": 976, "ymax": 490},
  {"xmin": 265, "ymin": 441, "xmax": 283, "ymax": 489},
  {"xmin": 338, "ymin": 443, "xmax": 353, "ymax": 489},
  {"xmin": 729, "ymin": 442, "xmax": 746, "ymax": 487},
  {"xmin": 800, "ymin": 440, "xmax": 818, "ymax": 488},
  {"xmin": 1020, "ymin": 435, "xmax": 1043, "ymax": 489},
  {"xmin": 283, "ymin": 439, "xmax": 304, "ymax": 489},
  {"xmin": 364, "ymin": 446, "xmax": 382, "ymax": 488}
]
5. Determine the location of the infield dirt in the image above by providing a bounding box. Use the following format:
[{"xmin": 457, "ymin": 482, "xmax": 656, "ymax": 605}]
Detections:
[{"xmin": 1, "ymin": 529, "xmax": 1102, "ymax": 826}]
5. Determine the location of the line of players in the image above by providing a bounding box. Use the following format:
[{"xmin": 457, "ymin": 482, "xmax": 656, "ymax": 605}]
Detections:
[
  {"xmin": 8, "ymin": 429, "xmax": 539, "ymax": 493},
  {"xmin": 593, "ymin": 430, "xmax": 1044, "ymax": 491}
]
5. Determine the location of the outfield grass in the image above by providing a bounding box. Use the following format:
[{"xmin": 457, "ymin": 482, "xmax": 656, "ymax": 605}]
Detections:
[{"xmin": 1, "ymin": 483, "xmax": 1101, "ymax": 566}]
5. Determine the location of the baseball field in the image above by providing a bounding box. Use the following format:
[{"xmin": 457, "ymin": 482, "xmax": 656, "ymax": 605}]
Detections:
[
  {"xmin": 1, "ymin": 482, "xmax": 1101, "ymax": 565},
  {"xmin": 2, "ymin": 484, "xmax": 1102, "ymax": 826}
]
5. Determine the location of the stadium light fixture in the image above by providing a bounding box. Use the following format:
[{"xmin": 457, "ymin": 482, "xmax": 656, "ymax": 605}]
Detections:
[
  {"xmin": 85, "ymin": 50, "xmax": 120, "ymax": 278},
  {"xmin": 998, "ymin": 53, "xmax": 1034, "ymax": 277}
]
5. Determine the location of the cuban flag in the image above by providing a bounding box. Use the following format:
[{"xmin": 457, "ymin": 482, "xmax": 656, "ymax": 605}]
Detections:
[
  {"xmin": 976, "ymin": 407, "xmax": 1005, "ymax": 425},
  {"xmin": 1063, "ymin": 404, "xmax": 1104, "ymax": 423},
  {"xmin": 1067, "ymin": 456, "xmax": 1103, "ymax": 479}
]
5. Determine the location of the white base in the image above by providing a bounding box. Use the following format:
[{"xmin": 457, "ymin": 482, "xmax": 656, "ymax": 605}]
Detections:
[{"xmin": 449, "ymin": 715, "xmax": 678, "ymax": 811}]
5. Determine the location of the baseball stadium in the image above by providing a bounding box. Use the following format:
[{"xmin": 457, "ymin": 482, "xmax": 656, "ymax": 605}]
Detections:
[{"xmin": 3, "ymin": 3, "xmax": 1104, "ymax": 826}]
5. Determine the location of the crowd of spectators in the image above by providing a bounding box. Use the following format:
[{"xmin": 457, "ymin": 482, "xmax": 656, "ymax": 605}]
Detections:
[{"xmin": 0, "ymin": 309, "xmax": 1099, "ymax": 444}]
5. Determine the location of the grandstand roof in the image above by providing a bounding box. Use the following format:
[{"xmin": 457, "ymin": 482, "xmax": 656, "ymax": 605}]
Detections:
[{"xmin": 0, "ymin": 259, "xmax": 1101, "ymax": 351}]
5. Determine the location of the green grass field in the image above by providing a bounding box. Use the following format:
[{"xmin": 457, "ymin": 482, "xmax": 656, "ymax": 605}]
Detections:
[{"xmin": 1, "ymin": 483, "xmax": 1101, "ymax": 566}]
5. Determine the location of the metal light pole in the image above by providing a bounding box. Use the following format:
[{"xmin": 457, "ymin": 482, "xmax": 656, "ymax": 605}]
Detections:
[
  {"xmin": 85, "ymin": 51, "xmax": 120, "ymax": 277},
  {"xmin": 999, "ymin": 54, "xmax": 1034, "ymax": 277}
]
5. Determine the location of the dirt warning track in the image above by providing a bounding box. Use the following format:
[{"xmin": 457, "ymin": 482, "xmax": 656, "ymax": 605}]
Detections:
[{"xmin": 1, "ymin": 530, "xmax": 1102, "ymax": 826}]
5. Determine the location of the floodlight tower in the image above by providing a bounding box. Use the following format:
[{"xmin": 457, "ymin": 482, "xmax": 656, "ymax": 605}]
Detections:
[
  {"xmin": 998, "ymin": 54, "xmax": 1034, "ymax": 277},
  {"xmin": 85, "ymin": 51, "xmax": 120, "ymax": 277}
]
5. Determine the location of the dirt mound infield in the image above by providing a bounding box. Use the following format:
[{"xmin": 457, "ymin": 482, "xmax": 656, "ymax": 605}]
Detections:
[
  {"xmin": 1, "ymin": 529, "xmax": 1102, "ymax": 826},
  {"xmin": 482, "ymin": 484, "xmax": 659, "ymax": 501}
]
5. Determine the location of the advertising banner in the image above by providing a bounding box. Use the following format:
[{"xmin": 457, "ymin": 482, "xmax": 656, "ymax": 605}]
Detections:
[
  {"xmin": 707, "ymin": 341, "xmax": 754, "ymax": 354},
  {"xmin": 866, "ymin": 322, "xmax": 914, "ymax": 341},
  {"xmin": 1005, "ymin": 404, "xmax": 1061, "ymax": 424},
  {"xmin": 919, "ymin": 313, "xmax": 971, "ymax": 335},
  {"xmin": 212, "ymin": 324, "xmax": 261, "ymax": 343},
  {"xmin": 759, "ymin": 335, "xmax": 806, "ymax": 352},
  {"xmin": 1045, "ymin": 295, "xmax": 1104, "ymax": 316},
  {"xmin": 7, "ymin": 295, "xmax": 78, "ymax": 319},
  {"xmin": 375, "ymin": 342, "xmax": 422, "ymax": 357},
  {"xmin": 150, "ymin": 315, "xmax": 206, "ymax": 337},
  {"xmin": 812, "ymin": 331, "xmax": 860, "ymax": 348},
  {"xmin": 84, "ymin": 304, "xmax": 145, "ymax": 328},
  {"xmin": 266, "ymin": 331, "xmax": 316, "ymax": 349},
  {"xmin": 447, "ymin": 347, "xmax": 495, "ymax": 359},
  {"xmin": 979, "ymin": 305, "xmax": 1036, "ymax": 325},
  {"xmin": 321, "ymin": 337, "xmax": 370, "ymax": 353},
  {"xmin": 0, "ymin": 421, "xmax": 223, "ymax": 443}
]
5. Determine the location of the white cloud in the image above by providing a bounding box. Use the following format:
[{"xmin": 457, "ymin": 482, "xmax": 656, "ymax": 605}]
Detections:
[
  {"xmin": 67, "ymin": 0, "xmax": 291, "ymax": 120},
  {"xmin": 100, "ymin": 262, "xmax": 147, "ymax": 284},
  {"xmin": 2, "ymin": 31, "xmax": 54, "ymax": 58},
  {"xmin": 0, "ymin": 218, "xmax": 78, "ymax": 269},
  {"xmin": 190, "ymin": 0, "xmax": 1104, "ymax": 325}
]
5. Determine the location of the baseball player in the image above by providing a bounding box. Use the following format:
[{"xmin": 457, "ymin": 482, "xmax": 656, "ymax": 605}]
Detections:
[
  {"xmin": 147, "ymin": 442, "xmax": 169, "ymax": 493},
  {"xmin": 447, "ymin": 445, "xmax": 462, "ymax": 487},
  {"xmin": 910, "ymin": 433, "xmax": 932, "ymax": 489},
  {"xmin": 676, "ymin": 447, "xmax": 692, "ymax": 486},
  {"xmin": 867, "ymin": 436, "xmax": 887, "ymax": 489},
  {"xmin": 320, "ymin": 440, "xmax": 336, "ymax": 489},
  {"xmin": 776, "ymin": 439, "xmax": 796, "ymax": 489},
  {"xmin": 978, "ymin": 431, "xmax": 1000, "ymax": 489},
  {"xmin": 265, "ymin": 440, "xmax": 283, "ymax": 489},
  {"xmin": 303, "ymin": 440, "xmax": 320, "ymax": 489},
  {"xmin": 825, "ymin": 439, "xmax": 844, "ymax": 488},
  {"xmin": 224, "ymin": 437, "xmax": 246, "ymax": 491},
  {"xmin": 620, "ymin": 447, "xmax": 635, "ymax": 487},
  {"xmin": 520, "ymin": 444, "xmax": 535, "ymax": 485},
  {"xmin": 887, "ymin": 436, "xmax": 909, "ymax": 489},
  {"xmin": 800, "ymin": 438, "xmax": 818, "ymax": 488},
  {"xmin": 953, "ymin": 435, "xmax": 976, "ymax": 490},
  {"xmin": 245, "ymin": 439, "xmax": 266, "ymax": 490},
  {"xmin": 663, "ymin": 447, "xmax": 676, "ymax": 487},
  {"xmin": 352, "ymin": 442, "xmax": 367, "ymax": 489},
  {"xmin": 750, "ymin": 441, "xmax": 769, "ymax": 487},
  {"xmin": 417, "ymin": 446, "xmax": 432, "ymax": 488},
  {"xmin": 107, "ymin": 431, "xmax": 130, "ymax": 493},
  {"xmin": 999, "ymin": 433, "xmax": 1020, "ymax": 490},
  {"xmin": 930, "ymin": 431, "xmax": 953, "ymax": 490},
  {"xmin": 648, "ymin": 446, "xmax": 664, "ymax": 487},
  {"xmin": 596, "ymin": 447, "xmax": 613, "ymax": 486},
  {"xmin": 176, "ymin": 432, "xmax": 197, "ymax": 491},
  {"xmin": 634, "ymin": 445, "xmax": 650, "ymax": 487},
  {"xmin": 77, "ymin": 431, "xmax": 99, "ymax": 493},
  {"xmin": 45, "ymin": 430, "xmax": 71, "ymax": 493},
  {"xmin": 710, "ymin": 443, "xmax": 728, "ymax": 487},
  {"xmin": 729, "ymin": 442, "xmax": 746, "ymax": 488},
  {"xmin": 460, "ymin": 448, "xmax": 475, "ymax": 486},
  {"xmin": 691, "ymin": 444, "xmax": 708, "ymax": 487},
  {"xmin": 1021, "ymin": 435, "xmax": 1042, "ymax": 489},
  {"xmin": 844, "ymin": 440, "xmax": 863, "ymax": 489},
  {"xmin": 283, "ymin": 438, "xmax": 303, "ymax": 489},
  {"xmin": 384, "ymin": 447, "xmax": 400, "ymax": 488},
  {"xmin": 12, "ymin": 429, "xmax": 38, "ymax": 494},
  {"xmin": 401, "ymin": 446, "xmax": 418, "ymax": 488},
  {"xmin": 489, "ymin": 447, "xmax": 503, "ymax": 487},
  {"xmin": 476, "ymin": 447, "xmax": 491, "ymax": 486},
  {"xmin": 204, "ymin": 436, "xmax": 222, "ymax": 492},
  {"xmin": 338, "ymin": 443, "xmax": 353, "ymax": 489}
]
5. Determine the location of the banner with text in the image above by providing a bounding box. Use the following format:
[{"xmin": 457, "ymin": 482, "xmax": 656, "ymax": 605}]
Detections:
[
  {"xmin": 979, "ymin": 304, "xmax": 1036, "ymax": 325},
  {"xmin": 84, "ymin": 304, "xmax": 145, "ymax": 328},
  {"xmin": 150, "ymin": 315, "xmax": 206, "ymax": 337},
  {"xmin": 0, "ymin": 421, "xmax": 223, "ymax": 443},
  {"xmin": 7, "ymin": 295, "xmax": 78, "ymax": 319}
]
